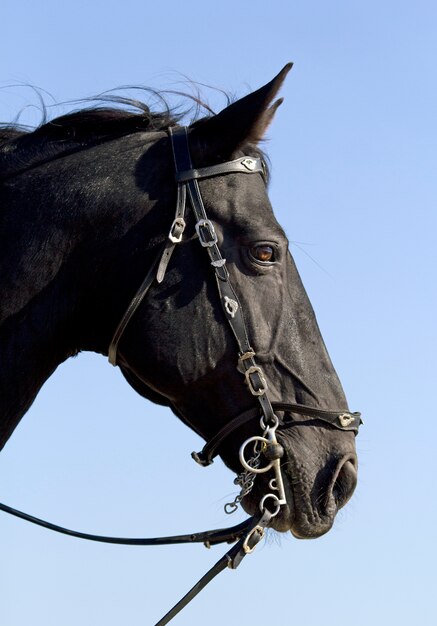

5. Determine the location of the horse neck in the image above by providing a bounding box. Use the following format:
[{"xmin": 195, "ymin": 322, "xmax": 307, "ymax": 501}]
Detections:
[
  {"xmin": 0, "ymin": 305, "xmax": 76, "ymax": 451},
  {"xmin": 0, "ymin": 202, "xmax": 80, "ymax": 449},
  {"xmin": 0, "ymin": 132, "xmax": 170, "ymax": 448}
]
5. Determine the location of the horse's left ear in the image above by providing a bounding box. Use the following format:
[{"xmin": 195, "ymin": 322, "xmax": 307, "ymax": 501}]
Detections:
[{"xmin": 190, "ymin": 63, "xmax": 293, "ymax": 161}]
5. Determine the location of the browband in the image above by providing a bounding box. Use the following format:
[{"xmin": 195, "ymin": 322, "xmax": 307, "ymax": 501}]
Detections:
[{"xmin": 175, "ymin": 155, "xmax": 265, "ymax": 182}]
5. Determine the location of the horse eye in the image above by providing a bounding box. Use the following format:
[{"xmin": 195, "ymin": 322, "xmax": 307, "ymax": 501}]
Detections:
[{"xmin": 250, "ymin": 245, "xmax": 275, "ymax": 263}]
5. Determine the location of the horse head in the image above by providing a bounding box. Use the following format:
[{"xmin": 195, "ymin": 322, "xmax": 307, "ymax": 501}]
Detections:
[
  {"xmin": 104, "ymin": 66, "xmax": 359, "ymax": 538},
  {"xmin": 0, "ymin": 65, "xmax": 359, "ymax": 539}
]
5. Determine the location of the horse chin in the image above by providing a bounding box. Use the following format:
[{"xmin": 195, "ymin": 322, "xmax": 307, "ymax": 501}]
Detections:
[
  {"xmin": 241, "ymin": 477, "xmax": 296, "ymax": 533},
  {"xmin": 241, "ymin": 476, "xmax": 336, "ymax": 539}
]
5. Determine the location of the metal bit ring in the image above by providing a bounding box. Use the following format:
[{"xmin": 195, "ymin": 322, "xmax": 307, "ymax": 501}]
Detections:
[
  {"xmin": 260, "ymin": 493, "xmax": 282, "ymax": 517},
  {"xmin": 239, "ymin": 436, "xmax": 273, "ymax": 474}
]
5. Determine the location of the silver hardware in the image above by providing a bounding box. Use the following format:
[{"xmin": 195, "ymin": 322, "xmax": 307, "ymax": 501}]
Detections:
[
  {"xmin": 241, "ymin": 158, "xmax": 256, "ymax": 171},
  {"xmin": 195, "ymin": 219, "xmax": 218, "ymax": 247},
  {"xmin": 168, "ymin": 217, "xmax": 186, "ymax": 243},
  {"xmin": 211, "ymin": 259, "xmax": 226, "ymax": 268},
  {"xmin": 259, "ymin": 493, "xmax": 282, "ymax": 517},
  {"xmin": 244, "ymin": 365, "xmax": 268, "ymax": 396},
  {"xmin": 259, "ymin": 413, "xmax": 279, "ymax": 432},
  {"xmin": 240, "ymin": 436, "xmax": 274, "ymax": 475},
  {"xmin": 224, "ymin": 445, "xmax": 261, "ymax": 514},
  {"xmin": 237, "ymin": 350, "xmax": 256, "ymax": 374},
  {"xmin": 239, "ymin": 420, "xmax": 286, "ymax": 510},
  {"xmin": 224, "ymin": 296, "xmax": 238, "ymax": 318},
  {"xmin": 269, "ymin": 478, "xmax": 278, "ymax": 491},
  {"xmin": 338, "ymin": 413, "xmax": 354, "ymax": 428}
]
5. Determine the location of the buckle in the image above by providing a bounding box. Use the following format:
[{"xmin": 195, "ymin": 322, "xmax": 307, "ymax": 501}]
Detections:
[
  {"xmin": 168, "ymin": 217, "xmax": 186, "ymax": 243},
  {"xmin": 242, "ymin": 525, "xmax": 265, "ymax": 554},
  {"xmin": 195, "ymin": 219, "xmax": 218, "ymax": 247},
  {"xmin": 244, "ymin": 366, "xmax": 268, "ymax": 396}
]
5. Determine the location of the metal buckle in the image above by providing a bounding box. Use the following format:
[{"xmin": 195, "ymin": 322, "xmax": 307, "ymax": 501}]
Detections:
[
  {"xmin": 242, "ymin": 525, "xmax": 265, "ymax": 554},
  {"xmin": 168, "ymin": 217, "xmax": 186, "ymax": 243},
  {"xmin": 244, "ymin": 366, "xmax": 268, "ymax": 396},
  {"xmin": 195, "ymin": 219, "xmax": 218, "ymax": 247},
  {"xmin": 239, "ymin": 350, "xmax": 256, "ymax": 361}
]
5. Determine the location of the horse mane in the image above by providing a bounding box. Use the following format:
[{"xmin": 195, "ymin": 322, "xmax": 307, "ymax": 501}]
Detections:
[
  {"xmin": 0, "ymin": 90, "xmax": 215, "ymax": 179},
  {"xmin": 1, "ymin": 106, "xmax": 179, "ymax": 147},
  {"xmin": 0, "ymin": 89, "xmax": 269, "ymax": 181}
]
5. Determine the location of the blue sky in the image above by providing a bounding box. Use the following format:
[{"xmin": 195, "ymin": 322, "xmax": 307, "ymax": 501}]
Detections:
[{"xmin": 1, "ymin": 1, "xmax": 436, "ymax": 625}]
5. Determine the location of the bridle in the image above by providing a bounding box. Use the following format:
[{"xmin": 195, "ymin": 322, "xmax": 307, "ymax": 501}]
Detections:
[{"xmin": 0, "ymin": 126, "xmax": 361, "ymax": 626}]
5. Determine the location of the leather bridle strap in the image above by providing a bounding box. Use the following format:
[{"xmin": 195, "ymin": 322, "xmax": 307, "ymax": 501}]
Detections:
[
  {"xmin": 108, "ymin": 132, "xmax": 267, "ymax": 368},
  {"xmin": 193, "ymin": 402, "xmax": 363, "ymax": 467},
  {"xmin": 168, "ymin": 126, "xmax": 277, "ymax": 429},
  {"xmin": 108, "ymin": 243, "xmax": 166, "ymax": 366},
  {"xmin": 155, "ymin": 508, "xmax": 272, "ymax": 626},
  {"xmin": 0, "ymin": 499, "xmax": 271, "ymax": 626},
  {"xmin": 0, "ymin": 500, "xmax": 257, "ymax": 547},
  {"xmin": 174, "ymin": 154, "xmax": 267, "ymax": 183},
  {"xmin": 168, "ymin": 127, "xmax": 362, "ymax": 467}
]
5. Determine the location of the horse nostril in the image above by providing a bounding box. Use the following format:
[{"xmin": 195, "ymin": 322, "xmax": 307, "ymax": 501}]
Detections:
[{"xmin": 331, "ymin": 457, "xmax": 358, "ymax": 509}]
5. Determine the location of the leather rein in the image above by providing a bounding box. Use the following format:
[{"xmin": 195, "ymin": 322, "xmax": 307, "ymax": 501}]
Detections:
[{"xmin": 0, "ymin": 127, "xmax": 361, "ymax": 626}]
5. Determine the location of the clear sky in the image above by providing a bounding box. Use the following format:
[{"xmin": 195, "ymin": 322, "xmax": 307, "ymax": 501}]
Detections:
[{"xmin": 1, "ymin": 1, "xmax": 436, "ymax": 625}]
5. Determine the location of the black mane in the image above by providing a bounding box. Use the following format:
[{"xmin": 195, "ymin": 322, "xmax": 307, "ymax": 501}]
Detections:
[
  {"xmin": 0, "ymin": 89, "xmax": 198, "ymax": 143},
  {"xmin": 1, "ymin": 106, "xmax": 178, "ymax": 147},
  {"xmin": 0, "ymin": 92, "xmax": 211, "ymax": 180},
  {"xmin": 0, "ymin": 91, "xmax": 271, "ymax": 182}
]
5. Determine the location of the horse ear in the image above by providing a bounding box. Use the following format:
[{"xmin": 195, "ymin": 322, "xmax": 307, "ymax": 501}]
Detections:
[{"xmin": 190, "ymin": 63, "xmax": 293, "ymax": 161}]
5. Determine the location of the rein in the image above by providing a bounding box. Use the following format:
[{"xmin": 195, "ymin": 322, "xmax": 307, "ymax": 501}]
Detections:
[{"xmin": 1, "ymin": 126, "xmax": 361, "ymax": 625}]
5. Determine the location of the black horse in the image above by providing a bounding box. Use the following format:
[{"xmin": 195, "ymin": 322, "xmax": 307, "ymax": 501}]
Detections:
[{"xmin": 0, "ymin": 65, "xmax": 358, "ymax": 540}]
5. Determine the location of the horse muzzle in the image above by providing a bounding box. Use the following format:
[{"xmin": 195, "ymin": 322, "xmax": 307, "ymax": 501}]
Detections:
[{"xmin": 241, "ymin": 451, "xmax": 358, "ymax": 538}]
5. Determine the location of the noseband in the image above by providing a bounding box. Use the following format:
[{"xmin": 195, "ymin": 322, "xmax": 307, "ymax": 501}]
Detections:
[{"xmin": 1, "ymin": 127, "xmax": 361, "ymax": 626}]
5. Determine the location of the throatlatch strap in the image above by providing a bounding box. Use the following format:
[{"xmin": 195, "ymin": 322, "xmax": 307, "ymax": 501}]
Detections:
[{"xmin": 108, "ymin": 243, "xmax": 166, "ymax": 366}]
